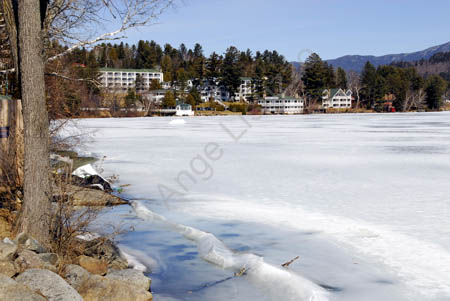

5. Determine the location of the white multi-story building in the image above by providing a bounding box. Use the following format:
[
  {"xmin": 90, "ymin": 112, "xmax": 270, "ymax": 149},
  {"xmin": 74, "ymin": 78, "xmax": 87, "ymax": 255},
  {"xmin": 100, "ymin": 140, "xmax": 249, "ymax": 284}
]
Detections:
[
  {"xmin": 99, "ymin": 68, "xmax": 164, "ymax": 93},
  {"xmin": 322, "ymin": 88, "xmax": 352, "ymax": 109},
  {"xmin": 199, "ymin": 77, "xmax": 253, "ymax": 102},
  {"xmin": 235, "ymin": 77, "xmax": 253, "ymax": 102},
  {"xmin": 258, "ymin": 96, "xmax": 304, "ymax": 114}
]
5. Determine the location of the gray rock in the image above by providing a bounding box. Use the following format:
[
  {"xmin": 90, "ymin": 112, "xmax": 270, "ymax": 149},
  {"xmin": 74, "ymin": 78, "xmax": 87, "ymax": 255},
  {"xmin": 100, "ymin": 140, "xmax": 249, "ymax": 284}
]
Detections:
[
  {"xmin": 64, "ymin": 264, "xmax": 90, "ymax": 290},
  {"xmin": 15, "ymin": 233, "xmax": 47, "ymax": 253},
  {"xmin": 61, "ymin": 184, "xmax": 128, "ymax": 207},
  {"xmin": 15, "ymin": 249, "xmax": 48, "ymax": 272},
  {"xmin": 39, "ymin": 253, "xmax": 59, "ymax": 265},
  {"xmin": 16, "ymin": 269, "xmax": 82, "ymax": 301},
  {"xmin": 0, "ymin": 241, "xmax": 17, "ymax": 260},
  {"xmin": 0, "ymin": 273, "xmax": 45, "ymax": 301},
  {"xmin": 106, "ymin": 269, "xmax": 151, "ymax": 291}
]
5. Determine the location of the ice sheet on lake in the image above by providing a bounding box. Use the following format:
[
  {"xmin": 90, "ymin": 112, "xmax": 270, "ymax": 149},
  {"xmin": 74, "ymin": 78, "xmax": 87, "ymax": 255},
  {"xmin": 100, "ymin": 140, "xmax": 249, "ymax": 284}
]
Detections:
[{"xmin": 73, "ymin": 112, "xmax": 450, "ymax": 300}]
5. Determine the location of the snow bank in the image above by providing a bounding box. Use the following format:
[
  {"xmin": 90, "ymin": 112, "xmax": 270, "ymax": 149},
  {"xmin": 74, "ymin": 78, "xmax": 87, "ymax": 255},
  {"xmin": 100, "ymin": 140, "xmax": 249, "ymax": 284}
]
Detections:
[
  {"xmin": 169, "ymin": 119, "xmax": 186, "ymax": 125},
  {"xmin": 131, "ymin": 201, "xmax": 329, "ymax": 301}
]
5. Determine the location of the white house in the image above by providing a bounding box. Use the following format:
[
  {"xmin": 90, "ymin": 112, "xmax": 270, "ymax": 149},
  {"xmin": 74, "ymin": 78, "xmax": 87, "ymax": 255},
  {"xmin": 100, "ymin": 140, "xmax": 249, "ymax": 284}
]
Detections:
[
  {"xmin": 322, "ymin": 88, "xmax": 352, "ymax": 109},
  {"xmin": 99, "ymin": 68, "xmax": 164, "ymax": 93},
  {"xmin": 258, "ymin": 96, "xmax": 304, "ymax": 114},
  {"xmin": 175, "ymin": 103, "xmax": 194, "ymax": 116},
  {"xmin": 235, "ymin": 77, "xmax": 253, "ymax": 102}
]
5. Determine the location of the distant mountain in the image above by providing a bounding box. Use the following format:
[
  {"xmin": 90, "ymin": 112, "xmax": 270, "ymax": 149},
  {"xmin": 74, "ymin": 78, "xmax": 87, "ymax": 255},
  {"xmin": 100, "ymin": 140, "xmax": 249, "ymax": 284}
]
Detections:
[{"xmin": 291, "ymin": 41, "xmax": 450, "ymax": 72}]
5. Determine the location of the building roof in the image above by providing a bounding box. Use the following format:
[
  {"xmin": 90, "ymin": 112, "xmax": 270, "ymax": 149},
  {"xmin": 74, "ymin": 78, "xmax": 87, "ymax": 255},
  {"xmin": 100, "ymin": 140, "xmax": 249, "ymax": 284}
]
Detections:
[
  {"xmin": 176, "ymin": 101, "xmax": 192, "ymax": 110},
  {"xmin": 240, "ymin": 77, "xmax": 252, "ymax": 81},
  {"xmin": 329, "ymin": 88, "xmax": 340, "ymax": 98},
  {"xmin": 99, "ymin": 68, "xmax": 161, "ymax": 73},
  {"xmin": 0, "ymin": 95, "xmax": 12, "ymax": 100},
  {"xmin": 324, "ymin": 88, "xmax": 351, "ymax": 98}
]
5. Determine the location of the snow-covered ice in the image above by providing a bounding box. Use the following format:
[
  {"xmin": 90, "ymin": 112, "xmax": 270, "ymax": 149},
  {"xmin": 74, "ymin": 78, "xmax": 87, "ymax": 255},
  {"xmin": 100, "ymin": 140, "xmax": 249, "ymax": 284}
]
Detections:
[{"xmin": 74, "ymin": 113, "xmax": 450, "ymax": 300}]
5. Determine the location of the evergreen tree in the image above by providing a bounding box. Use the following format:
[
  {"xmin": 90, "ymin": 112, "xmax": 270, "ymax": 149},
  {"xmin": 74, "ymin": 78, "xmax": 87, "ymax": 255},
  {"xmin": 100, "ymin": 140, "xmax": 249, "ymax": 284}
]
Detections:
[
  {"xmin": 161, "ymin": 55, "xmax": 173, "ymax": 82},
  {"xmin": 125, "ymin": 89, "xmax": 138, "ymax": 108},
  {"xmin": 360, "ymin": 61, "xmax": 378, "ymax": 107},
  {"xmin": 336, "ymin": 67, "xmax": 348, "ymax": 89},
  {"xmin": 324, "ymin": 63, "xmax": 336, "ymax": 89},
  {"xmin": 162, "ymin": 90, "xmax": 176, "ymax": 108},
  {"xmin": 206, "ymin": 52, "xmax": 222, "ymax": 81},
  {"xmin": 301, "ymin": 53, "xmax": 327, "ymax": 99},
  {"xmin": 189, "ymin": 87, "xmax": 202, "ymax": 105},
  {"xmin": 425, "ymin": 75, "xmax": 447, "ymax": 110},
  {"xmin": 221, "ymin": 47, "xmax": 242, "ymax": 97}
]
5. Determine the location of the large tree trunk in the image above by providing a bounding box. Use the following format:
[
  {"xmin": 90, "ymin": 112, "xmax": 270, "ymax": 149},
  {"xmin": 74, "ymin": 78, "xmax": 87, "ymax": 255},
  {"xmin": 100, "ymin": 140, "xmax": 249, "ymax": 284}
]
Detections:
[{"xmin": 16, "ymin": 0, "xmax": 51, "ymax": 244}]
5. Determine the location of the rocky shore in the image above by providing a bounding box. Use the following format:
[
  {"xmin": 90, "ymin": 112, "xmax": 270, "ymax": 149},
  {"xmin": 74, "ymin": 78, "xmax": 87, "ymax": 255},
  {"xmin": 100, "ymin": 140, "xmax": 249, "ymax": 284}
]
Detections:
[{"xmin": 0, "ymin": 231, "xmax": 153, "ymax": 300}]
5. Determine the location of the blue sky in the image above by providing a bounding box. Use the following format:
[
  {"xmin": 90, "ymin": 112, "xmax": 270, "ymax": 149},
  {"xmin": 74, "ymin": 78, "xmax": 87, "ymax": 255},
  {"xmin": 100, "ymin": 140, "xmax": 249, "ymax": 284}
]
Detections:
[{"xmin": 122, "ymin": 0, "xmax": 450, "ymax": 61}]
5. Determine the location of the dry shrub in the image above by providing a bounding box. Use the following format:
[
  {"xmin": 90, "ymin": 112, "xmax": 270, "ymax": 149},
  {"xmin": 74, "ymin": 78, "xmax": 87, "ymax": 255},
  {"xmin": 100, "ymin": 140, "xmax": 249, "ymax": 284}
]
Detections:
[
  {"xmin": 49, "ymin": 171, "xmax": 128, "ymax": 275},
  {"xmin": 50, "ymin": 172, "xmax": 101, "ymax": 268}
]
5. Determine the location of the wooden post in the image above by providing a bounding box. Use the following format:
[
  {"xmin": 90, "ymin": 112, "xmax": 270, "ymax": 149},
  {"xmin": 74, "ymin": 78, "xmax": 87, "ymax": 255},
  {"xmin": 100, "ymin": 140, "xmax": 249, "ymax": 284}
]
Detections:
[
  {"xmin": 0, "ymin": 95, "xmax": 10, "ymax": 155},
  {"xmin": 9, "ymin": 98, "xmax": 24, "ymax": 186},
  {"xmin": 0, "ymin": 96, "xmax": 24, "ymax": 186}
]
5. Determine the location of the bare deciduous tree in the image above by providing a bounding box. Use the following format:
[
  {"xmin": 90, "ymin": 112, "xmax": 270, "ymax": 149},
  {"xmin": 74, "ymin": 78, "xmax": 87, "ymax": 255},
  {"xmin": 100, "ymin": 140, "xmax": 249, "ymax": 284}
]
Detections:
[
  {"xmin": 348, "ymin": 71, "xmax": 362, "ymax": 108},
  {"xmin": 404, "ymin": 88, "xmax": 426, "ymax": 112}
]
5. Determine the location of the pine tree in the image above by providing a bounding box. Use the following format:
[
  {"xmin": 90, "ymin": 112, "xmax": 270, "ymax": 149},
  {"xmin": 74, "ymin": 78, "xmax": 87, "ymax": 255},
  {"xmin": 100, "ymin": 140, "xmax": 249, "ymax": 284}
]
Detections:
[
  {"xmin": 301, "ymin": 53, "xmax": 327, "ymax": 99},
  {"xmin": 425, "ymin": 75, "xmax": 447, "ymax": 110},
  {"xmin": 336, "ymin": 67, "xmax": 348, "ymax": 89},
  {"xmin": 206, "ymin": 52, "xmax": 222, "ymax": 81},
  {"xmin": 162, "ymin": 90, "xmax": 176, "ymax": 108},
  {"xmin": 360, "ymin": 61, "xmax": 377, "ymax": 107},
  {"xmin": 221, "ymin": 47, "xmax": 242, "ymax": 98}
]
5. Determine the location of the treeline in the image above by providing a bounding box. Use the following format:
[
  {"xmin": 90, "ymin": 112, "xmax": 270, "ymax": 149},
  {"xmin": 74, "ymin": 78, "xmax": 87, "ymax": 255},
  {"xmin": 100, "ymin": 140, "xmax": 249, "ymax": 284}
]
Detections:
[
  {"xmin": 392, "ymin": 51, "xmax": 450, "ymax": 83},
  {"xmin": 300, "ymin": 53, "xmax": 449, "ymax": 111},
  {"xmin": 66, "ymin": 40, "xmax": 293, "ymax": 96}
]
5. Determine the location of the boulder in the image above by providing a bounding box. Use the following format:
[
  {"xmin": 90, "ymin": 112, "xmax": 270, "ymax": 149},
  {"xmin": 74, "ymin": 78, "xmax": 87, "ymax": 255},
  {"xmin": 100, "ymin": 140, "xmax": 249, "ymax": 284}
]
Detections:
[
  {"xmin": 15, "ymin": 233, "xmax": 47, "ymax": 253},
  {"xmin": 64, "ymin": 264, "xmax": 90, "ymax": 290},
  {"xmin": 0, "ymin": 259, "xmax": 18, "ymax": 277},
  {"xmin": 0, "ymin": 274, "xmax": 45, "ymax": 301},
  {"xmin": 78, "ymin": 274, "xmax": 153, "ymax": 301},
  {"xmin": 76, "ymin": 255, "xmax": 108, "ymax": 275},
  {"xmin": 39, "ymin": 253, "xmax": 59, "ymax": 266},
  {"xmin": 60, "ymin": 184, "xmax": 128, "ymax": 207},
  {"xmin": 15, "ymin": 249, "xmax": 57, "ymax": 272},
  {"xmin": 16, "ymin": 269, "xmax": 82, "ymax": 301},
  {"xmin": 106, "ymin": 269, "xmax": 151, "ymax": 291},
  {"xmin": 0, "ymin": 241, "xmax": 17, "ymax": 260},
  {"xmin": 82, "ymin": 238, "xmax": 128, "ymax": 270}
]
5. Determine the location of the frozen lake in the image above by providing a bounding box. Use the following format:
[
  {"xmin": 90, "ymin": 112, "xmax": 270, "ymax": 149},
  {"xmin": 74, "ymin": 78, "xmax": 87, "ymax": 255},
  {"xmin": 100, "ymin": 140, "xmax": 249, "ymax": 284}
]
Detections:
[{"xmin": 73, "ymin": 112, "xmax": 450, "ymax": 300}]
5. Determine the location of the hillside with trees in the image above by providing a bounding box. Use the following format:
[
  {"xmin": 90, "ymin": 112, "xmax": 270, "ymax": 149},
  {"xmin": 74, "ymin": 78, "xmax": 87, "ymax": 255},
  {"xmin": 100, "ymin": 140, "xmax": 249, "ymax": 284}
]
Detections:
[
  {"xmin": 65, "ymin": 40, "xmax": 294, "ymax": 97},
  {"xmin": 297, "ymin": 53, "xmax": 449, "ymax": 112}
]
